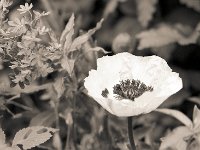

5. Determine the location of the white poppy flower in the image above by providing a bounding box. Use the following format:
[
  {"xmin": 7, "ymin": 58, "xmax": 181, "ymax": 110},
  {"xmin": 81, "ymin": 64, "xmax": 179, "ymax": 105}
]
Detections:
[{"xmin": 84, "ymin": 52, "xmax": 183, "ymax": 117}]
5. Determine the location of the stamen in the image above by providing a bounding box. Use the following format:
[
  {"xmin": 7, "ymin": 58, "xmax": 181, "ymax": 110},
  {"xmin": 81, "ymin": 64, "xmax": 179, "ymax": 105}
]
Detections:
[
  {"xmin": 113, "ymin": 79, "xmax": 153, "ymax": 101},
  {"xmin": 101, "ymin": 88, "xmax": 109, "ymax": 98}
]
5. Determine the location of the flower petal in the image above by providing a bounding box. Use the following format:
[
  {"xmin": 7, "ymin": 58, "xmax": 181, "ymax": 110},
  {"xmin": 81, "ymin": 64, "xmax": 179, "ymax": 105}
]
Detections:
[{"xmin": 84, "ymin": 52, "xmax": 183, "ymax": 117}]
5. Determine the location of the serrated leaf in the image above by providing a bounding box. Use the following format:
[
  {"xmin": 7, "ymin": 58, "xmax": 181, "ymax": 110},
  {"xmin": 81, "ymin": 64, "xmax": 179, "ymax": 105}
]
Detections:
[
  {"xmin": 159, "ymin": 126, "xmax": 192, "ymax": 150},
  {"xmin": 179, "ymin": 0, "xmax": 200, "ymax": 12},
  {"xmin": 136, "ymin": 24, "xmax": 183, "ymax": 50},
  {"xmin": 12, "ymin": 126, "xmax": 58, "ymax": 149},
  {"xmin": 193, "ymin": 105, "xmax": 200, "ymax": 130},
  {"xmin": 69, "ymin": 19, "xmax": 104, "ymax": 52},
  {"xmin": 136, "ymin": 0, "xmax": 158, "ymax": 27},
  {"xmin": 156, "ymin": 109, "xmax": 193, "ymax": 128},
  {"xmin": 29, "ymin": 110, "xmax": 56, "ymax": 126},
  {"xmin": 0, "ymin": 128, "xmax": 6, "ymax": 144},
  {"xmin": 60, "ymin": 14, "xmax": 75, "ymax": 46}
]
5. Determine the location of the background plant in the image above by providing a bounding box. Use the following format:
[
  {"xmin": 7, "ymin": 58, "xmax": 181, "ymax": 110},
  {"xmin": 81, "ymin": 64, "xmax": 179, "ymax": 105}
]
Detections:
[{"xmin": 0, "ymin": 0, "xmax": 199, "ymax": 150}]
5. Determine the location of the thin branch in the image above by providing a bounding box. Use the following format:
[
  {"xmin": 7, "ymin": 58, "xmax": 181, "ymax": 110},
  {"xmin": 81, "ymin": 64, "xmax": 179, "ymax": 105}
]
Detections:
[{"xmin": 7, "ymin": 101, "xmax": 33, "ymax": 111}]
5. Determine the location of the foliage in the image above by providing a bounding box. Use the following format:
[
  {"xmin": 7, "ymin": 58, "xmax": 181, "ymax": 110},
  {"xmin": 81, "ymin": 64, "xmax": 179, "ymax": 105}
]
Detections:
[
  {"xmin": 157, "ymin": 106, "xmax": 200, "ymax": 150},
  {"xmin": 0, "ymin": 2, "xmax": 104, "ymax": 88},
  {"xmin": 0, "ymin": 0, "xmax": 200, "ymax": 150},
  {"xmin": 0, "ymin": 126, "xmax": 57, "ymax": 150}
]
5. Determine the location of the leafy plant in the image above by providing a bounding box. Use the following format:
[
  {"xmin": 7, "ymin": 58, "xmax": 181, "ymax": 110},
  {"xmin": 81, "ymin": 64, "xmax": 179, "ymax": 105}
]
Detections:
[
  {"xmin": 0, "ymin": 2, "xmax": 104, "ymax": 88},
  {"xmin": 157, "ymin": 106, "xmax": 200, "ymax": 150},
  {"xmin": 0, "ymin": 126, "xmax": 57, "ymax": 150},
  {"xmin": 0, "ymin": 0, "xmax": 200, "ymax": 150}
]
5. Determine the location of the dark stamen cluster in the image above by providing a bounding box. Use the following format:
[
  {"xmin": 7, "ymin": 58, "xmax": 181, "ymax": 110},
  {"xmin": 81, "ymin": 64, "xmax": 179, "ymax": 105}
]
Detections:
[
  {"xmin": 101, "ymin": 88, "xmax": 109, "ymax": 98},
  {"xmin": 113, "ymin": 79, "xmax": 153, "ymax": 101}
]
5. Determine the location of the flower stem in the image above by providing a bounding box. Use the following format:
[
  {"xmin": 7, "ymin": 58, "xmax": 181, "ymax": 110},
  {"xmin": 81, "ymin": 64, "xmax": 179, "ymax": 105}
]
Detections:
[
  {"xmin": 127, "ymin": 117, "xmax": 136, "ymax": 150},
  {"xmin": 65, "ymin": 125, "xmax": 71, "ymax": 150}
]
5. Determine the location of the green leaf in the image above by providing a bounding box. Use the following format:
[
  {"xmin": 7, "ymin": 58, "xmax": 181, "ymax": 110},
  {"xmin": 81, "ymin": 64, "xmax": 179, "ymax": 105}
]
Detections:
[
  {"xmin": 60, "ymin": 13, "xmax": 75, "ymax": 47},
  {"xmin": 179, "ymin": 0, "xmax": 200, "ymax": 12},
  {"xmin": 29, "ymin": 110, "xmax": 56, "ymax": 126},
  {"xmin": 0, "ymin": 128, "xmax": 6, "ymax": 145},
  {"xmin": 0, "ymin": 128, "xmax": 20, "ymax": 150},
  {"xmin": 156, "ymin": 108, "xmax": 193, "ymax": 128},
  {"xmin": 61, "ymin": 57, "xmax": 75, "ymax": 76},
  {"xmin": 136, "ymin": 0, "xmax": 158, "ymax": 27},
  {"xmin": 0, "ymin": 145, "xmax": 20, "ymax": 150},
  {"xmin": 53, "ymin": 76, "xmax": 65, "ymax": 99},
  {"xmin": 103, "ymin": 0, "xmax": 118, "ymax": 19},
  {"xmin": 136, "ymin": 24, "xmax": 183, "ymax": 50},
  {"xmin": 12, "ymin": 126, "xmax": 58, "ymax": 149},
  {"xmin": 52, "ymin": 132, "xmax": 62, "ymax": 150},
  {"xmin": 112, "ymin": 33, "xmax": 131, "ymax": 54},
  {"xmin": 87, "ymin": 46, "xmax": 110, "ymax": 54},
  {"xmin": 193, "ymin": 105, "xmax": 200, "ymax": 130},
  {"xmin": 69, "ymin": 19, "xmax": 104, "ymax": 52},
  {"xmin": 63, "ymin": 28, "xmax": 74, "ymax": 52},
  {"xmin": 178, "ymin": 22, "xmax": 200, "ymax": 45},
  {"xmin": 188, "ymin": 97, "xmax": 200, "ymax": 105},
  {"xmin": 160, "ymin": 126, "xmax": 192, "ymax": 150},
  {"xmin": 137, "ymin": 23, "xmax": 200, "ymax": 50}
]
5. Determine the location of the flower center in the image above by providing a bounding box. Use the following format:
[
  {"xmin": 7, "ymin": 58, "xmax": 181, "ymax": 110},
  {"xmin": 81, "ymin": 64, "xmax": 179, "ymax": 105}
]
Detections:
[{"xmin": 113, "ymin": 79, "xmax": 153, "ymax": 100}]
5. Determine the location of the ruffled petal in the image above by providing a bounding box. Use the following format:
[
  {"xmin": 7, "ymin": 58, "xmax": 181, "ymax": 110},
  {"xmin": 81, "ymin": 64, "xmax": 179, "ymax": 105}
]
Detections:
[{"xmin": 84, "ymin": 52, "xmax": 183, "ymax": 117}]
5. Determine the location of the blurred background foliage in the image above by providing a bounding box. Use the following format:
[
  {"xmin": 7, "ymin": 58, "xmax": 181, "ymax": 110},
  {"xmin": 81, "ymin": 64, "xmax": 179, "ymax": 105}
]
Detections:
[{"xmin": 0, "ymin": 0, "xmax": 200, "ymax": 149}]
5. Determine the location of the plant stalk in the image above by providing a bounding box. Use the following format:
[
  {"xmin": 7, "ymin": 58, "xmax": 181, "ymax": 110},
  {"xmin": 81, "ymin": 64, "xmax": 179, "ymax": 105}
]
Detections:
[{"xmin": 128, "ymin": 117, "xmax": 136, "ymax": 150}]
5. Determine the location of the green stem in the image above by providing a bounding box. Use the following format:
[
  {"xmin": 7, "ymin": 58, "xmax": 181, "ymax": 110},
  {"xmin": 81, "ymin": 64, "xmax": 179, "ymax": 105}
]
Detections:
[
  {"xmin": 65, "ymin": 125, "xmax": 71, "ymax": 150},
  {"xmin": 54, "ymin": 100, "xmax": 60, "ymax": 128},
  {"xmin": 128, "ymin": 117, "xmax": 136, "ymax": 150}
]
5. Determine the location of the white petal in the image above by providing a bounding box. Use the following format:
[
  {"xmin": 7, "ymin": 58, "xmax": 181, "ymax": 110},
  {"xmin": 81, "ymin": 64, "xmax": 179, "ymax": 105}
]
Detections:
[
  {"xmin": 84, "ymin": 52, "xmax": 183, "ymax": 117},
  {"xmin": 84, "ymin": 70, "xmax": 105, "ymax": 98},
  {"xmin": 106, "ymin": 98, "xmax": 145, "ymax": 116}
]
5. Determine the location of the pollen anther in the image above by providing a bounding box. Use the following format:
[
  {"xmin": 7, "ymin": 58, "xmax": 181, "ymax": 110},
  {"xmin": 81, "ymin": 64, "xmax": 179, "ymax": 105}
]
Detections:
[
  {"xmin": 101, "ymin": 88, "xmax": 109, "ymax": 98},
  {"xmin": 113, "ymin": 79, "xmax": 153, "ymax": 100}
]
